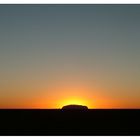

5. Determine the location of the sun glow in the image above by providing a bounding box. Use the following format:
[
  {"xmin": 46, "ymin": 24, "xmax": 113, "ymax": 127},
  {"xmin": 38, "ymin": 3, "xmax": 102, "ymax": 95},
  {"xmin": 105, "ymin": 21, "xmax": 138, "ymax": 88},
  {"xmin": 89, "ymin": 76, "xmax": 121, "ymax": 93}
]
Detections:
[
  {"xmin": 62, "ymin": 99, "xmax": 85, "ymax": 106},
  {"xmin": 39, "ymin": 87, "xmax": 96, "ymax": 109},
  {"xmin": 57, "ymin": 96, "xmax": 92, "ymax": 109}
]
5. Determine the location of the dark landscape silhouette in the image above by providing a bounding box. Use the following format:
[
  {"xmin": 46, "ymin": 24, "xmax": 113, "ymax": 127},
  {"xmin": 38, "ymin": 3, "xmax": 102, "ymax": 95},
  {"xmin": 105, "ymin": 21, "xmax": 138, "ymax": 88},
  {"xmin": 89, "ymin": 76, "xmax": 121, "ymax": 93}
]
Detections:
[
  {"xmin": 0, "ymin": 108, "xmax": 140, "ymax": 135},
  {"xmin": 62, "ymin": 104, "xmax": 88, "ymax": 110}
]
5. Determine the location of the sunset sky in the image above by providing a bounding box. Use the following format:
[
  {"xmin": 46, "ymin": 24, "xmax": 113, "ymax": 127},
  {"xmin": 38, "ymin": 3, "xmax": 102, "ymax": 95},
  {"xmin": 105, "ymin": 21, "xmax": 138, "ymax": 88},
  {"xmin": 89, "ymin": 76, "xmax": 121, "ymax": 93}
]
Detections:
[{"xmin": 0, "ymin": 5, "xmax": 140, "ymax": 108}]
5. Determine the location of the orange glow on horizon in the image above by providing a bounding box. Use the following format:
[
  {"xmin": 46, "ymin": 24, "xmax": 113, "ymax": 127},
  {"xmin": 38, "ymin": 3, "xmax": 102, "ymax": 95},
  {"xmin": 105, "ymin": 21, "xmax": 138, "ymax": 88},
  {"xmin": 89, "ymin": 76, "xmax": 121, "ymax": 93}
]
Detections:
[
  {"xmin": 2, "ymin": 86, "xmax": 139, "ymax": 109},
  {"xmin": 56, "ymin": 96, "xmax": 93, "ymax": 109},
  {"xmin": 37, "ymin": 87, "xmax": 98, "ymax": 109}
]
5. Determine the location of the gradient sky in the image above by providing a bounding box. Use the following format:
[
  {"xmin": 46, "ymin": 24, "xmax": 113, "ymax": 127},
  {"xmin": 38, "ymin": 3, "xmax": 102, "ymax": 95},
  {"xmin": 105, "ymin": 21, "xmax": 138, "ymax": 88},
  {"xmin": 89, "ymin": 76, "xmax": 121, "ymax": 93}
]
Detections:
[{"xmin": 0, "ymin": 5, "xmax": 140, "ymax": 108}]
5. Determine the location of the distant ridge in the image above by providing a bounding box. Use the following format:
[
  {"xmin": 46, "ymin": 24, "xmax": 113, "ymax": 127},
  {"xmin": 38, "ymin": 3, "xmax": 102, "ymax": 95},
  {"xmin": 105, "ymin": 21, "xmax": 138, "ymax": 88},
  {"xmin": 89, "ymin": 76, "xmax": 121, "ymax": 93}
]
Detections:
[{"xmin": 62, "ymin": 104, "xmax": 88, "ymax": 110}]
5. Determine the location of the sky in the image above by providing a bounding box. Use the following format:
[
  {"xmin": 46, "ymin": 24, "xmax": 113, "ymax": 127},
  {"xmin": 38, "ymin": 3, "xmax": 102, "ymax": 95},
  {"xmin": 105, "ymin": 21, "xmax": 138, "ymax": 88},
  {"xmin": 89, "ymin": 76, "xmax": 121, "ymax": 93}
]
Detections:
[{"xmin": 0, "ymin": 5, "xmax": 140, "ymax": 108}]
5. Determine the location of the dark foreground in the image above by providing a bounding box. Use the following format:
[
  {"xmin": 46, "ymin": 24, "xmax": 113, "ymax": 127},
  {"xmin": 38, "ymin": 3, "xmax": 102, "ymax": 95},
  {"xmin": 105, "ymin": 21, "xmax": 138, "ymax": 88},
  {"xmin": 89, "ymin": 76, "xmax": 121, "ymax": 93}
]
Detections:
[{"xmin": 0, "ymin": 109, "xmax": 140, "ymax": 136}]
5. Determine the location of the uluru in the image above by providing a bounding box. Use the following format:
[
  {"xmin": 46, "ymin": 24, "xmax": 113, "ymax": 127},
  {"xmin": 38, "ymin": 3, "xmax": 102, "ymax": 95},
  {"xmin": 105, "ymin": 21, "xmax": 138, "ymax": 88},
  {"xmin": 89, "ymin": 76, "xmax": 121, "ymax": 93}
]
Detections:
[{"xmin": 62, "ymin": 104, "xmax": 88, "ymax": 110}]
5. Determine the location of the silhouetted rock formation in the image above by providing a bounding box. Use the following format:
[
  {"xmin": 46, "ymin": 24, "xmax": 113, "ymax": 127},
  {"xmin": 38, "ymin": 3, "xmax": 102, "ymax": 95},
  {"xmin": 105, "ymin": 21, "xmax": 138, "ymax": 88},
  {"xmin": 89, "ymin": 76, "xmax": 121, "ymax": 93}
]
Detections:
[{"xmin": 62, "ymin": 104, "xmax": 88, "ymax": 110}]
